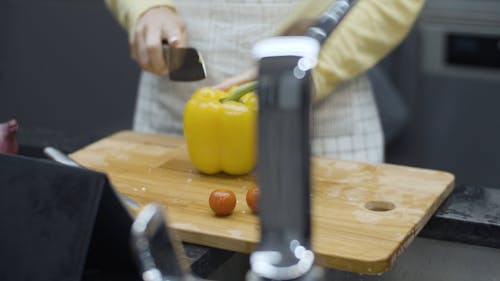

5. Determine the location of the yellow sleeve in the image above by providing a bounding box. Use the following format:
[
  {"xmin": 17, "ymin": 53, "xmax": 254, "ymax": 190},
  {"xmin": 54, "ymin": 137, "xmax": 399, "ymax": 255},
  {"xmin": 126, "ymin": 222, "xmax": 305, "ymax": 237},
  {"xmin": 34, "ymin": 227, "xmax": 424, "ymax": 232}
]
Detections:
[
  {"xmin": 312, "ymin": 0, "xmax": 425, "ymax": 101},
  {"xmin": 104, "ymin": 0, "xmax": 175, "ymax": 40}
]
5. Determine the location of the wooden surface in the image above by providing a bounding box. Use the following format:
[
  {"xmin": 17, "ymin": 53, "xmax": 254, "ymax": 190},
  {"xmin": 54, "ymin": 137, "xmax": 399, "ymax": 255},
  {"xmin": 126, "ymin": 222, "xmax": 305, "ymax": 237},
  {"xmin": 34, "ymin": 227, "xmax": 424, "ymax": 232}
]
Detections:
[{"xmin": 71, "ymin": 131, "xmax": 455, "ymax": 274}]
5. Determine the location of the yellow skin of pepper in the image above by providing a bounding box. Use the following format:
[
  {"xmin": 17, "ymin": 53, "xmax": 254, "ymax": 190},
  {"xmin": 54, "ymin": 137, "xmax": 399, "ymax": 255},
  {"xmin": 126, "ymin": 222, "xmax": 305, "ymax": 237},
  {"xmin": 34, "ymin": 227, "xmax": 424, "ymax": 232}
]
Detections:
[{"xmin": 183, "ymin": 87, "xmax": 257, "ymax": 175}]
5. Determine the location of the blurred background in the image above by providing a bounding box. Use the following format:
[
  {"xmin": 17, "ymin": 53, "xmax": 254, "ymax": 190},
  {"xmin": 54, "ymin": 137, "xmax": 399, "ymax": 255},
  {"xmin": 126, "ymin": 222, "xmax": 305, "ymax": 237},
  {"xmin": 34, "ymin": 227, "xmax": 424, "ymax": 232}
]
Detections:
[{"xmin": 1, "ymin": 0, "xmax": 500, "ymax": 186}]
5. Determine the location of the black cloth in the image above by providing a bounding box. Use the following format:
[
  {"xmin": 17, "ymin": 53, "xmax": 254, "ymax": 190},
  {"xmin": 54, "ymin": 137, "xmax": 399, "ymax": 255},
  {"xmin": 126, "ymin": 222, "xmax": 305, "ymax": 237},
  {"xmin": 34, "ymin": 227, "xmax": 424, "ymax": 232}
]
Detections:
[{"xmin": 0, "ymin": 154, "xmax": 139, "ymax": 281}]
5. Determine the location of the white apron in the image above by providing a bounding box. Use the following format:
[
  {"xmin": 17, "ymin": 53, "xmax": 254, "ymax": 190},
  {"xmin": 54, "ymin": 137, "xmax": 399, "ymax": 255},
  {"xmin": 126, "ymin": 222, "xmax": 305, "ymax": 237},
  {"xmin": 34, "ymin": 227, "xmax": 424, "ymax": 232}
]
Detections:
[{"xmin": 133, "ymin": 0, "xmax": 384, "ymax": 163}]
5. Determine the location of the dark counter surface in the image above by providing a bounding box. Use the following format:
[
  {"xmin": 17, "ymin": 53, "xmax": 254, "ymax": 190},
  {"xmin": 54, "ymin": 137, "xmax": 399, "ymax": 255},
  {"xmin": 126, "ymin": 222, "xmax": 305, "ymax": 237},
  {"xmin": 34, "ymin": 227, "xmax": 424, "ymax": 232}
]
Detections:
[{"xmin": 421, "ymin": 184, "xmax": 500, "ymax": 249}]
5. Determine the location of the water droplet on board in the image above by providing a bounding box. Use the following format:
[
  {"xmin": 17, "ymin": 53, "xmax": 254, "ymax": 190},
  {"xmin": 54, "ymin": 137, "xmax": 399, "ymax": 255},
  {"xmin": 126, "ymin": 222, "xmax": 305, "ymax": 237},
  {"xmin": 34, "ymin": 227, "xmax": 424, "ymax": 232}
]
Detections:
[
  {"xmin": 133, "ymin": 188, "xmax": 138, "ymax": 192},
  {"xmin": 141, "ymin": 187, "xmax": 147, "ymax": 192},
  {"xmin": 227, "ymin": 230, "xmax": 242, "ymax": 237}
]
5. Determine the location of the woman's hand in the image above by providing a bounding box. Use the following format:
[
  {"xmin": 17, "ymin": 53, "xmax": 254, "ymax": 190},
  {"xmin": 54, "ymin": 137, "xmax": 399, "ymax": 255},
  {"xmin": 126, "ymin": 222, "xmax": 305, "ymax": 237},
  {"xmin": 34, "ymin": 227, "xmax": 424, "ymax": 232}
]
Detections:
[
  {"xmin": 282, "ymin": 18, "xmax": 316, "ymax": 36},
  {"xmin": 213, "ymin": 68, "xmax": 257, "ymax": 91},
  {"xmin": 131, "ymin": 6, "xmax": 187, "ymax": 75},
  {"xmin": 213, "ymin": 19, "xmax": 316, "ymax": 90}
]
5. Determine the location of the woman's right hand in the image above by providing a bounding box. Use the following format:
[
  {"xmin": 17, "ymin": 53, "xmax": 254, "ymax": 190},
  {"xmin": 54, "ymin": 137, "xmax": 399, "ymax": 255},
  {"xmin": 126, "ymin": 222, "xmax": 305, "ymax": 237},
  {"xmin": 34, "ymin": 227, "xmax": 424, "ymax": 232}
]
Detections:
[{"xmin": 131, "ymin": 6, "xmax": 187, "ymax": 75}]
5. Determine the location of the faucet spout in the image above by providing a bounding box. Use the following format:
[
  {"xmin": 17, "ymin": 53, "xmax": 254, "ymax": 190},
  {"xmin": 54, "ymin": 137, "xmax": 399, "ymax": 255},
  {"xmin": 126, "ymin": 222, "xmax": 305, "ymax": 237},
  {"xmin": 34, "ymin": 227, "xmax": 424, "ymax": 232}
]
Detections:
[
  {"xmin": 249, "ymin": 36, "xmax": 321, "ymax": 281},
  {"xmin": 248, "ymin": 1, "xmax": 356, "ymax": 280}
]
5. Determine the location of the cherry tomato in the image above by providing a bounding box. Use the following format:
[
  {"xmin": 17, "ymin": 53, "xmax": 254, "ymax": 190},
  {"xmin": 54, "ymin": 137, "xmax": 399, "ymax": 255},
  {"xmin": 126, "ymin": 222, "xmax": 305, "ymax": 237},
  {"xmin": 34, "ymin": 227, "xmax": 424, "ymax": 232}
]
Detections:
[
  {"xmin": 246, "ymin": 185, "xmax": 260, "ymax": 214},
  {"xmin": 209, "ymin": 189, "xmax": 236, "ymax": 216}
]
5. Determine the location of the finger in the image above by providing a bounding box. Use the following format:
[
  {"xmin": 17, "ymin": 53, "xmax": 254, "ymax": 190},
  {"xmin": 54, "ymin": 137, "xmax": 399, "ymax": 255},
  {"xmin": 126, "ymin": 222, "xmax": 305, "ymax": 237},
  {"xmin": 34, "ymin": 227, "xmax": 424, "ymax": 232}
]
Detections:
[
  {"xmin": 213, "ymin": 78, "xmax": 244, "ymax": 91},
  {"xmin": 161, "ymin": 22, "xmax": 188, "ymax": 48},
  {"xmin": 136, "ymin": 25, "xmax": 150, "ymax": 70},
  {"xmin": 145, "ymin": 25, "xmax": 166, "ymax": 74},
  {"xmin": 160, "ymin": 25, "xmax": 188, "ymax": 75},
  {"xmin": 213, "ymin": 68, "xmax": 257, "ymax": 91},
  {"xmin": 178, "ymin": 27, "xmax": 189, "ymax": 47},
  {"xmin": 282, "ymin": 19, "xmax": 316, "ymax": 36},
  {"xmin": 130, "ymin": 25, "xmax": 143, "ymax": 63}
]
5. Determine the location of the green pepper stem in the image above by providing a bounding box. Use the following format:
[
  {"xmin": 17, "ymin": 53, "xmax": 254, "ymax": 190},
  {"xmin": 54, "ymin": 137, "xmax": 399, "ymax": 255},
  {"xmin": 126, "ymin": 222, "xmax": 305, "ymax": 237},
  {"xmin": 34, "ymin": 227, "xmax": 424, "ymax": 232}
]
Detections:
[{"xmin": 219, "ymin": 81, "xmax": 258, "ymax": 103}]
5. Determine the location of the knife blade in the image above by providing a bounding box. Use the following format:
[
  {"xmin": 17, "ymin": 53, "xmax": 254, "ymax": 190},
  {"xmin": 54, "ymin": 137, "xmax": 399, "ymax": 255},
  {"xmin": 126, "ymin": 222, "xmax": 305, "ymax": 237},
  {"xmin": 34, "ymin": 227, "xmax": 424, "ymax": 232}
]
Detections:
[{"xmin": 163, "ymin": 41, "xmax": 206, "ymax": 81}]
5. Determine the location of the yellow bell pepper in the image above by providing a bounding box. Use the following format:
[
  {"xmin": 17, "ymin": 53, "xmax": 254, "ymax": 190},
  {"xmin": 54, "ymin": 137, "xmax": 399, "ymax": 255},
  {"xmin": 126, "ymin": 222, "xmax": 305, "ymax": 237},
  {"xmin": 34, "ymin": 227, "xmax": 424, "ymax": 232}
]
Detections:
[{"xmin": 183, "ymin": 82, "xmax": 258, "ymax": 175}]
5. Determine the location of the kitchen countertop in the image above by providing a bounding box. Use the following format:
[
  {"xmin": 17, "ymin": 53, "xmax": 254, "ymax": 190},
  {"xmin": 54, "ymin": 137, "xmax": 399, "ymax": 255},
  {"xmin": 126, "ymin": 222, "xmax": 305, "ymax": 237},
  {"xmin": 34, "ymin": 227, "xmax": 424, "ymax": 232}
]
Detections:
[
  {"xmin": 16, "ymin": 129, "xmax": 500, "ymax": 277},
  {"xmin": 421, "ymin": 184, "xmax": 500, "ymax": 249}
]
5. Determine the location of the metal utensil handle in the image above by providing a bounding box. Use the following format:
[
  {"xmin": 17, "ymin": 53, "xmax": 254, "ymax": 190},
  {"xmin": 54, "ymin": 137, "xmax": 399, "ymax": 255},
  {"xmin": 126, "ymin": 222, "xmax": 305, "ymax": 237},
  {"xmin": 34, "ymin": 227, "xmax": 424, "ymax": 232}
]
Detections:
[
  {"xmin": 44, "ymin": 147, "xmax": 81, "ymax": 167},
  {"xmin": 43, "ymin": 146, "xmax": 141, "ymax": 210}
]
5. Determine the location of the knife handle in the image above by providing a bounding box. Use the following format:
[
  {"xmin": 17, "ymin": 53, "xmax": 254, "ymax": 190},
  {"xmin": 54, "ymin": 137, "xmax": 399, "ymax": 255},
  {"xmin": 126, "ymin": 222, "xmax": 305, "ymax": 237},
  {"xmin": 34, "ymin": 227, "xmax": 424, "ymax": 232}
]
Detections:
[
  {"xmin": 161, "ymin": 40, "xmax": 186, "ymax": 72},
  {"xmin": 162, "ymin": 40, "xmax": 171, "ymax": 69}
]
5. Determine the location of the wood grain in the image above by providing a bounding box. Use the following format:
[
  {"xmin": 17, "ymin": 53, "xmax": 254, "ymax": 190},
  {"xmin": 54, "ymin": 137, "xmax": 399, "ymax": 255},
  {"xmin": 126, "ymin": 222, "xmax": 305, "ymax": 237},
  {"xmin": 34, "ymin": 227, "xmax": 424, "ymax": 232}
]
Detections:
[{"xmin": 70, "ymin": 131, "xmax": 454, "ymax": 274}]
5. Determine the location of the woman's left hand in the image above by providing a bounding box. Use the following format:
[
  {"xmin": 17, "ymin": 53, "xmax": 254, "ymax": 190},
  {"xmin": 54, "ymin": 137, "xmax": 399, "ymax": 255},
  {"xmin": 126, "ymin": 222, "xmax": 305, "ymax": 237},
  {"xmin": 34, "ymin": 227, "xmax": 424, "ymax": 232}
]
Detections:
[
  {"xmin": 213, "ymin": 68, "xmax": 257, "ymax": 91},
  {"xmin": 212, "ymin": 18, "xmax": 315, "ymax": 91}
]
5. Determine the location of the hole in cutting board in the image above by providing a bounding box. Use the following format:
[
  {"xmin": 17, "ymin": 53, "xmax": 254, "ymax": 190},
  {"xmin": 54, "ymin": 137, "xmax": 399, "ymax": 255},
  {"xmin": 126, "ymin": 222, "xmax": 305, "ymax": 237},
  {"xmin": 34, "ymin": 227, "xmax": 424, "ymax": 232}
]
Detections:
[{"xmin": 365, "ymin": 201, "xmax": 395, "ymax": 212}]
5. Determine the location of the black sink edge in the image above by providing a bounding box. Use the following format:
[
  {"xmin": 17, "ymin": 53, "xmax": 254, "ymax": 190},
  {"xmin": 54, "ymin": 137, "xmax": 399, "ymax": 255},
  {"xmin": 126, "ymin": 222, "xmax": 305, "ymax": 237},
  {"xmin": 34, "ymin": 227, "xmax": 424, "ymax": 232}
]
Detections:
[{"xmin": 420, "ymin": 184, "xmax": 500, "ymax": 249}]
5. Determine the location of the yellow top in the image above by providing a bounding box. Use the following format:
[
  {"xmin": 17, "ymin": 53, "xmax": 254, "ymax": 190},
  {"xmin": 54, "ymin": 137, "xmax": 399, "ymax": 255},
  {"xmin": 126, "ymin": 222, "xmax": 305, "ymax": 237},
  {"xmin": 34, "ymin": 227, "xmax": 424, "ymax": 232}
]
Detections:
[{"xmin": 105, "ymin": 0, "xmax": 424, "ymax": 101}]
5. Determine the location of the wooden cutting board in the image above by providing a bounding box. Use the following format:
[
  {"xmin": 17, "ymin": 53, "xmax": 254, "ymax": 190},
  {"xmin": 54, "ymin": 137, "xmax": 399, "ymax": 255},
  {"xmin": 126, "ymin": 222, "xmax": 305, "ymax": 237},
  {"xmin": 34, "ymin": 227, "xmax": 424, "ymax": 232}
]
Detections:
[{"xmin": 71, "ymin": 131, "xmax": 454, "ymax": 274}]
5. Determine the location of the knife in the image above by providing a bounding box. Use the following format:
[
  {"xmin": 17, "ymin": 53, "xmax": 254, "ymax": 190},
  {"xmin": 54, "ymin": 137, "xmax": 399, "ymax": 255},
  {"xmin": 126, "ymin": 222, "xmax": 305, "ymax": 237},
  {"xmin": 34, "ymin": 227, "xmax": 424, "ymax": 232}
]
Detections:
[
  {"xmin": 163, "ymin": 41, "xmax": 206, "ymax": 81},
  {"xmin": 43, "ymin": 146, "xmax": 141, "ymax": 211}
]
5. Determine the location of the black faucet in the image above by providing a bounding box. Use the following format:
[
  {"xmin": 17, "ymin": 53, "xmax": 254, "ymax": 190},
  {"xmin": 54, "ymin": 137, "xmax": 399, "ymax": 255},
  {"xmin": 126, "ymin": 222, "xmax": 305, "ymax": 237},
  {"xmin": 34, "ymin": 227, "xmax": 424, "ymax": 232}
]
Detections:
[{"xmin": 248, "ymin": 1, "xmax": 354, "ymax": 280}]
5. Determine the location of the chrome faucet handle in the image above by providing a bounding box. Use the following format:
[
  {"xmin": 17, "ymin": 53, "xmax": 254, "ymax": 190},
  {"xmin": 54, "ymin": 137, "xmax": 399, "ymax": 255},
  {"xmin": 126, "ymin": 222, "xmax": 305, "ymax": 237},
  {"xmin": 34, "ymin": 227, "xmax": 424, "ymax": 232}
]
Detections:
[
  {"xmin": 249, "ymin": 240, "xmax": 316, "ymax": 280},
  {"xmin": 131, "ymin": 203, "xmax": 205, "ymax": 281}
]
